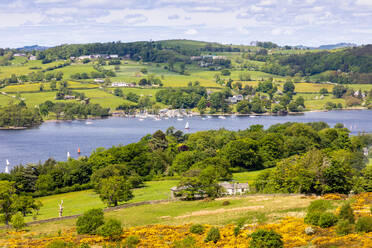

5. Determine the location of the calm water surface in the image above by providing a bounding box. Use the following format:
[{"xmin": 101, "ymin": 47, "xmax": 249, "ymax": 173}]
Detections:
[{"xmin": 1, "ymin": 110, "xmax": 371, "ymax": 170}]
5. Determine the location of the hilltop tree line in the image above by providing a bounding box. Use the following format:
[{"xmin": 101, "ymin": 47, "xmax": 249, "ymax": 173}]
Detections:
[{"xmin": 261, "ymin": 45, "xmax": 372, "ymax": 84}]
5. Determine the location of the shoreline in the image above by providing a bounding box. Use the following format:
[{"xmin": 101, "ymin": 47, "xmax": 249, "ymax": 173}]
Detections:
[{"xmin": 1, "ymin": 108, "xmax": 370, "ymax": 129}]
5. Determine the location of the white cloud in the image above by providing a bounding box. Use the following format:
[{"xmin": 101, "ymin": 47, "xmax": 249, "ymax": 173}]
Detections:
[
  {"xmin": 184, "ymin": 28, "xmax": 198, "ymax": 35},
  {"xmin": 355, "ymin": 0, "xmax": 372, "ymax": 6},
  {"xmin": 0, "ymin": 13, "xmax": 45, "ymax": 27},
  {"xmin": 352, "ymin": 28, "xmax": 372, "ymax": 34},
  {"xmin": 271, "ymin": 27, "xmax": 294, "ymax": 35},
  {"xmin": 258, "ymin": 0, "xmax": 276, "ymax": 6},
  {"xmin": 191, "ymin": 6, "xmax": 223, "ymax": 12},
  {"xmin": 34, "ymin": 0, "xmax": 66, "ymax": 3},
  {"xmin": 46, "ymin": 7, "xmax": 78, "ymax": 15}
]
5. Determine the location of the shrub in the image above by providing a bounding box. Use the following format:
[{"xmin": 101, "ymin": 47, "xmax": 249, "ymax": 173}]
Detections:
[
  {"xmin": 318, "ymin": 213, "xmax": 338, "ymax": 228},
  {"xmin": 338, "ymin": 203, "xmax": 355, "ymax": 223},
  {"xmin": 76, "ymin": 208, "xmax": 104, "ymax": 234},
  {"xmin": 173, "ymin": 236, "xmax": 197, "ymax": 248},
  {"xmin": 79, "ymin": 244, "xmax": 91, "ymax": 248},
  {"xmin": 123, "ymin": 235, "xmax": 140, "ymax": 248},
  {"xmin": 204, "ymin": 227, "xmax": 220, "ymax": 243},
  {"xmin": 222, "ymin": 200, "xmax": 230, "ymax": 206},
  {"xmin": 249, "ymin": 229, "xmax": 284, "ymax": 248},
  {"xmin": 336, "ymin": 219, "xmax": 353, "ymax": 236},
  {"xmin": 189, "ymin": 224, "xmax": 204, "ymax": 234},
  {"xmin": 355, "ymin": 216, "xmax": 372, "ymax": 233},
  {"xmin": 97, "ymin": 218, "xmax": 123, "ymax": 240},
  {"xmin": 307, "ymin": 200, "xmax": 332, "ymax": 212},
  {"xmin": 234, "ymin": 218, "xmax": 246, "ymax": 237},
  {"xmin": 46, "ymin": 240, "xmax": 74, "ymax": 248},
  {"xmin": 11, "ymin": 212, "xmax": 25, "ymax": 231},
  {"xmin": 304, "ymin": 211, "xmax": 322, "ymax": 226}
]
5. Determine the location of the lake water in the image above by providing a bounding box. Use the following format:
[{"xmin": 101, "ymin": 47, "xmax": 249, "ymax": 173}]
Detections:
[{"xmin": 1, "ymin": 110, "xmax": 372, "ymax": 170}]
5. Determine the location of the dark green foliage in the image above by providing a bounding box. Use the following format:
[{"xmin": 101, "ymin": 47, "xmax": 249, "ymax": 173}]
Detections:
[
  {"xmin": 97, "ymin": 218, "xmax": 123, "ymax": 240},
  {"xmin": 305, "ymin": 200, "xmax": 335, "ymax": 227},
  {"xmin": 189, "ymin": 224, "xmax": 205, "ymax": 234},
  {"xmin": 234, "ymin": 218, "xmax": 245, "ymax": 237},
  {"xmin": 336, "ymin": 219, "xmax": 353, "ymax": 236},
  {"xmin": 0, "ymin": 104, "xmax": 42, "ymax": 128},
  {"xmin": 222, "ymin": 200, "xmax": 230, "ymax": 206},
  {"xmin": 123, "ymin": 236, "xmax": 140, "ymax": 248},
  {"xmin": 98, "ymin": 176, "xmax": 133, "ymax": 207},
  {"xmin": 318, "ymin": 213, "xmax": 338, "ymax": 228},
  {"xmin": 304, "ymin": 211, "xmax": 322, "ymax": 226},
  {"xmin": 221, "ymin": 138, "xmax": 262, "ymax": 169},
  {"xmin": 308, "ymin": 200, "xmax": 333, "ymax": 213},
  {"xmin": 249, "ymin": 229, "xmax": 284, "ymax": 248},
  {"xmin": 173, "ymin": 236, "xmax": 197, "ymax": 248},
  {"xmin": 355, "ymin": 216, "xmax": 372, "ymax": 233},
  {"xmin": 338, "ymin": 203, "xmax": 355, "ymax": 224},
  {"xmin": 76, "ymin": 208, "xmax": 104, "ymax": 234},
  {"xmin": 46, "ymin": 240, "xmax": 74, "ymax": 248},
  {"xmin": 11, "ymin": 212, "xmax": 25, "ymax": 230},
  {"xmin": 155, "ymin": 86, "xmax": 207, "ymax": 109},
  {"xmin": 204, "ymin": 227, "xmax": 220, "ymax": 243}
]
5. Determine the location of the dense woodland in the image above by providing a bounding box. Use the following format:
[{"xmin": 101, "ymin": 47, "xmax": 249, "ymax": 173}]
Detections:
[
  {"xmin": 0, "ymin": 104, "xmax": 42, "ymax": 128},
  {"xmin": 261, "ymin": 45, "xmax": 372, "ymax": 84}
]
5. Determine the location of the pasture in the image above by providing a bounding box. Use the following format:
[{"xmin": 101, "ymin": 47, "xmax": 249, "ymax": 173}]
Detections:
[
  {"xmin": 17, "ymin": 170, "xmax": 266, "ymax": 224},
  {"xmin": 15, "ymin": 194, "xmax": 314, "ymax": 235}
]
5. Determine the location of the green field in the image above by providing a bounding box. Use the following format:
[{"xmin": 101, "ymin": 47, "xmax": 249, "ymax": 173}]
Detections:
[
  {"xmin": 25, "ymin": 180, "xmax": 178, "ymax": 222},
  {"xmin": 232, "ymin": 168, "xmax": 273, "ymax": 184},
  {"xmin": 19, "ymin": 170, "xmax": 267, "ymax": 224},
  {"xmin": 53, "ymin": 64, "xmax": 97, "ymax": 78},
  {"xmin": 0, "ymin": 60, "xmax": 65, "ymax": 79},
  {"xmin": 16, "ymin": 194, "xmax": 314, "ymax": 235},
  {"xmin": 74, "ymin": 89, "xmax": 129, "ymax": 108},
  {"xmin": 296, "ymin": 93, "xmax": 345, "ymax": 110}
]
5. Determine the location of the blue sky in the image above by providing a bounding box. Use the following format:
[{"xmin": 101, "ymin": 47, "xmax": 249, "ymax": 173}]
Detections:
[{"xmin": 0, "ymin": 0, "xmax": 371, "ymax": 48}]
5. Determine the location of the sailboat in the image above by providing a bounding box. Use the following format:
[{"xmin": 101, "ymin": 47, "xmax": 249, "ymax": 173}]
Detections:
[
  {"xmin": 5, "ymin": 159, "xmax": 10, "ymax": 174},
  {"xmin": 185, "ymin": 121, "xmax": 190, "ymax": 129},
  {"xmin": 67, "ymin": 152, "xmax": 71, "ymax": 159},
  {"xmin": 78, "ymin": 148, "xmax": 81, "ymax": 155}
]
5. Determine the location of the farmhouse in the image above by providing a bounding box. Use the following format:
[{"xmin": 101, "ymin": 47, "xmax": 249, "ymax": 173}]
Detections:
[
  {"xmin": 170, "ymin": 182, "xmax": 249, "ymax": 199},
  {"xmin": 111, "ymin": 82, "xmax": 129, "ymax": 87},
  {"xmin": 227, "ymin": 94, "xmax": 244, "ymax": 103},
  {"xmin": 29, "ymin": 55, "xmax": 37, "ymax": 60}
]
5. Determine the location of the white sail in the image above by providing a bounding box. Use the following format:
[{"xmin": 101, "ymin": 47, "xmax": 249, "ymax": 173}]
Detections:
[
  {"xmin": 185, "ymin": 121, "xmax": 190, "ymax": 129},
  {"xmin": 67, "ymin": 152, "xmax": 71, "ymax": 159},
  {"xmin": 5, "ymin": 160, "xmax": 10, "ymax": 174}
]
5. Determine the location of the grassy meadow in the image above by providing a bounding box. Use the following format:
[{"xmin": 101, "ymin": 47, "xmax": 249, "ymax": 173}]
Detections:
[
  {"xmin": 16, "ymin": 170, "xmax": 262, "ymax": 224},
  {"xmin": 20, "ymin": 194, "xmax": 315, "ymax": 235}
]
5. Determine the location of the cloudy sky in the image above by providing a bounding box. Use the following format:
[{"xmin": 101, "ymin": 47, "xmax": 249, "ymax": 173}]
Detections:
[{"xmin": 0, "ymin": 0, "xmax": 371, "ymax": 48}]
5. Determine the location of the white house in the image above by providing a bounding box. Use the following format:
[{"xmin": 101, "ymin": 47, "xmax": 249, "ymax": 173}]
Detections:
[
  {"xmin": 29, "ymin": 55, "xmax": 37, "ymax": 60},
  {"xmin": 219, "ymin": 182, "xmax": 250, "ymax": 195},
  {"xmin": 170, "ymin": 182, "xmax": 250, "ymax": 199},
  {"xmin": 111, "ymin": 82, "xmax": 128, "ymax": 87},
  {"xmin": 94, "ymin": 79, "xmax": 105, "ymax": 83}
]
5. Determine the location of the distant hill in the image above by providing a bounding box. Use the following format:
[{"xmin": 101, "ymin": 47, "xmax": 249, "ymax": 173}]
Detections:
[
  {"xmin": 317, "ymin": 43, "xmax": 357, "ymax": 50},
  {"xmin": 16, "ymin": 45, "xmax": 49, "ymax": 51}
]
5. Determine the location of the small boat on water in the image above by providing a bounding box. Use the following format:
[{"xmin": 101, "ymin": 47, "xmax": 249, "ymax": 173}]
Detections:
[
  {"xmin": 5, "ymin": 159, "xmax": 10, "ymax": 174},
  {"xmin": 207, "ymin": 116, "xmax": 212, "ymax": 119},
  {"xmin": 78, "ymin": 148, "xmax": 81, "ymax": 155},
  {"xmin": 177, "ymin": 118, "xmax": 183, "ymax": 121},
  {"xmin": 67, "ymin": 152, "xmax": 71, "ymax": 159},
  {"xmin": 185, "ymin": 121, "xmax": 190, "ymax": 129},
  {"xmin": 85, "ymin": 121, "xmax": 93, "ymax": 125},
  {"xmin": 218, "ymin": 116, "xmax": 226, "ymax": 119},
  {"xmin": 139, "ymin": 118, "xmax": 144, "ymax": 121},
  {"xmin": 249, "ymin": 115, "xmax": 257, "ymax": 118}
]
